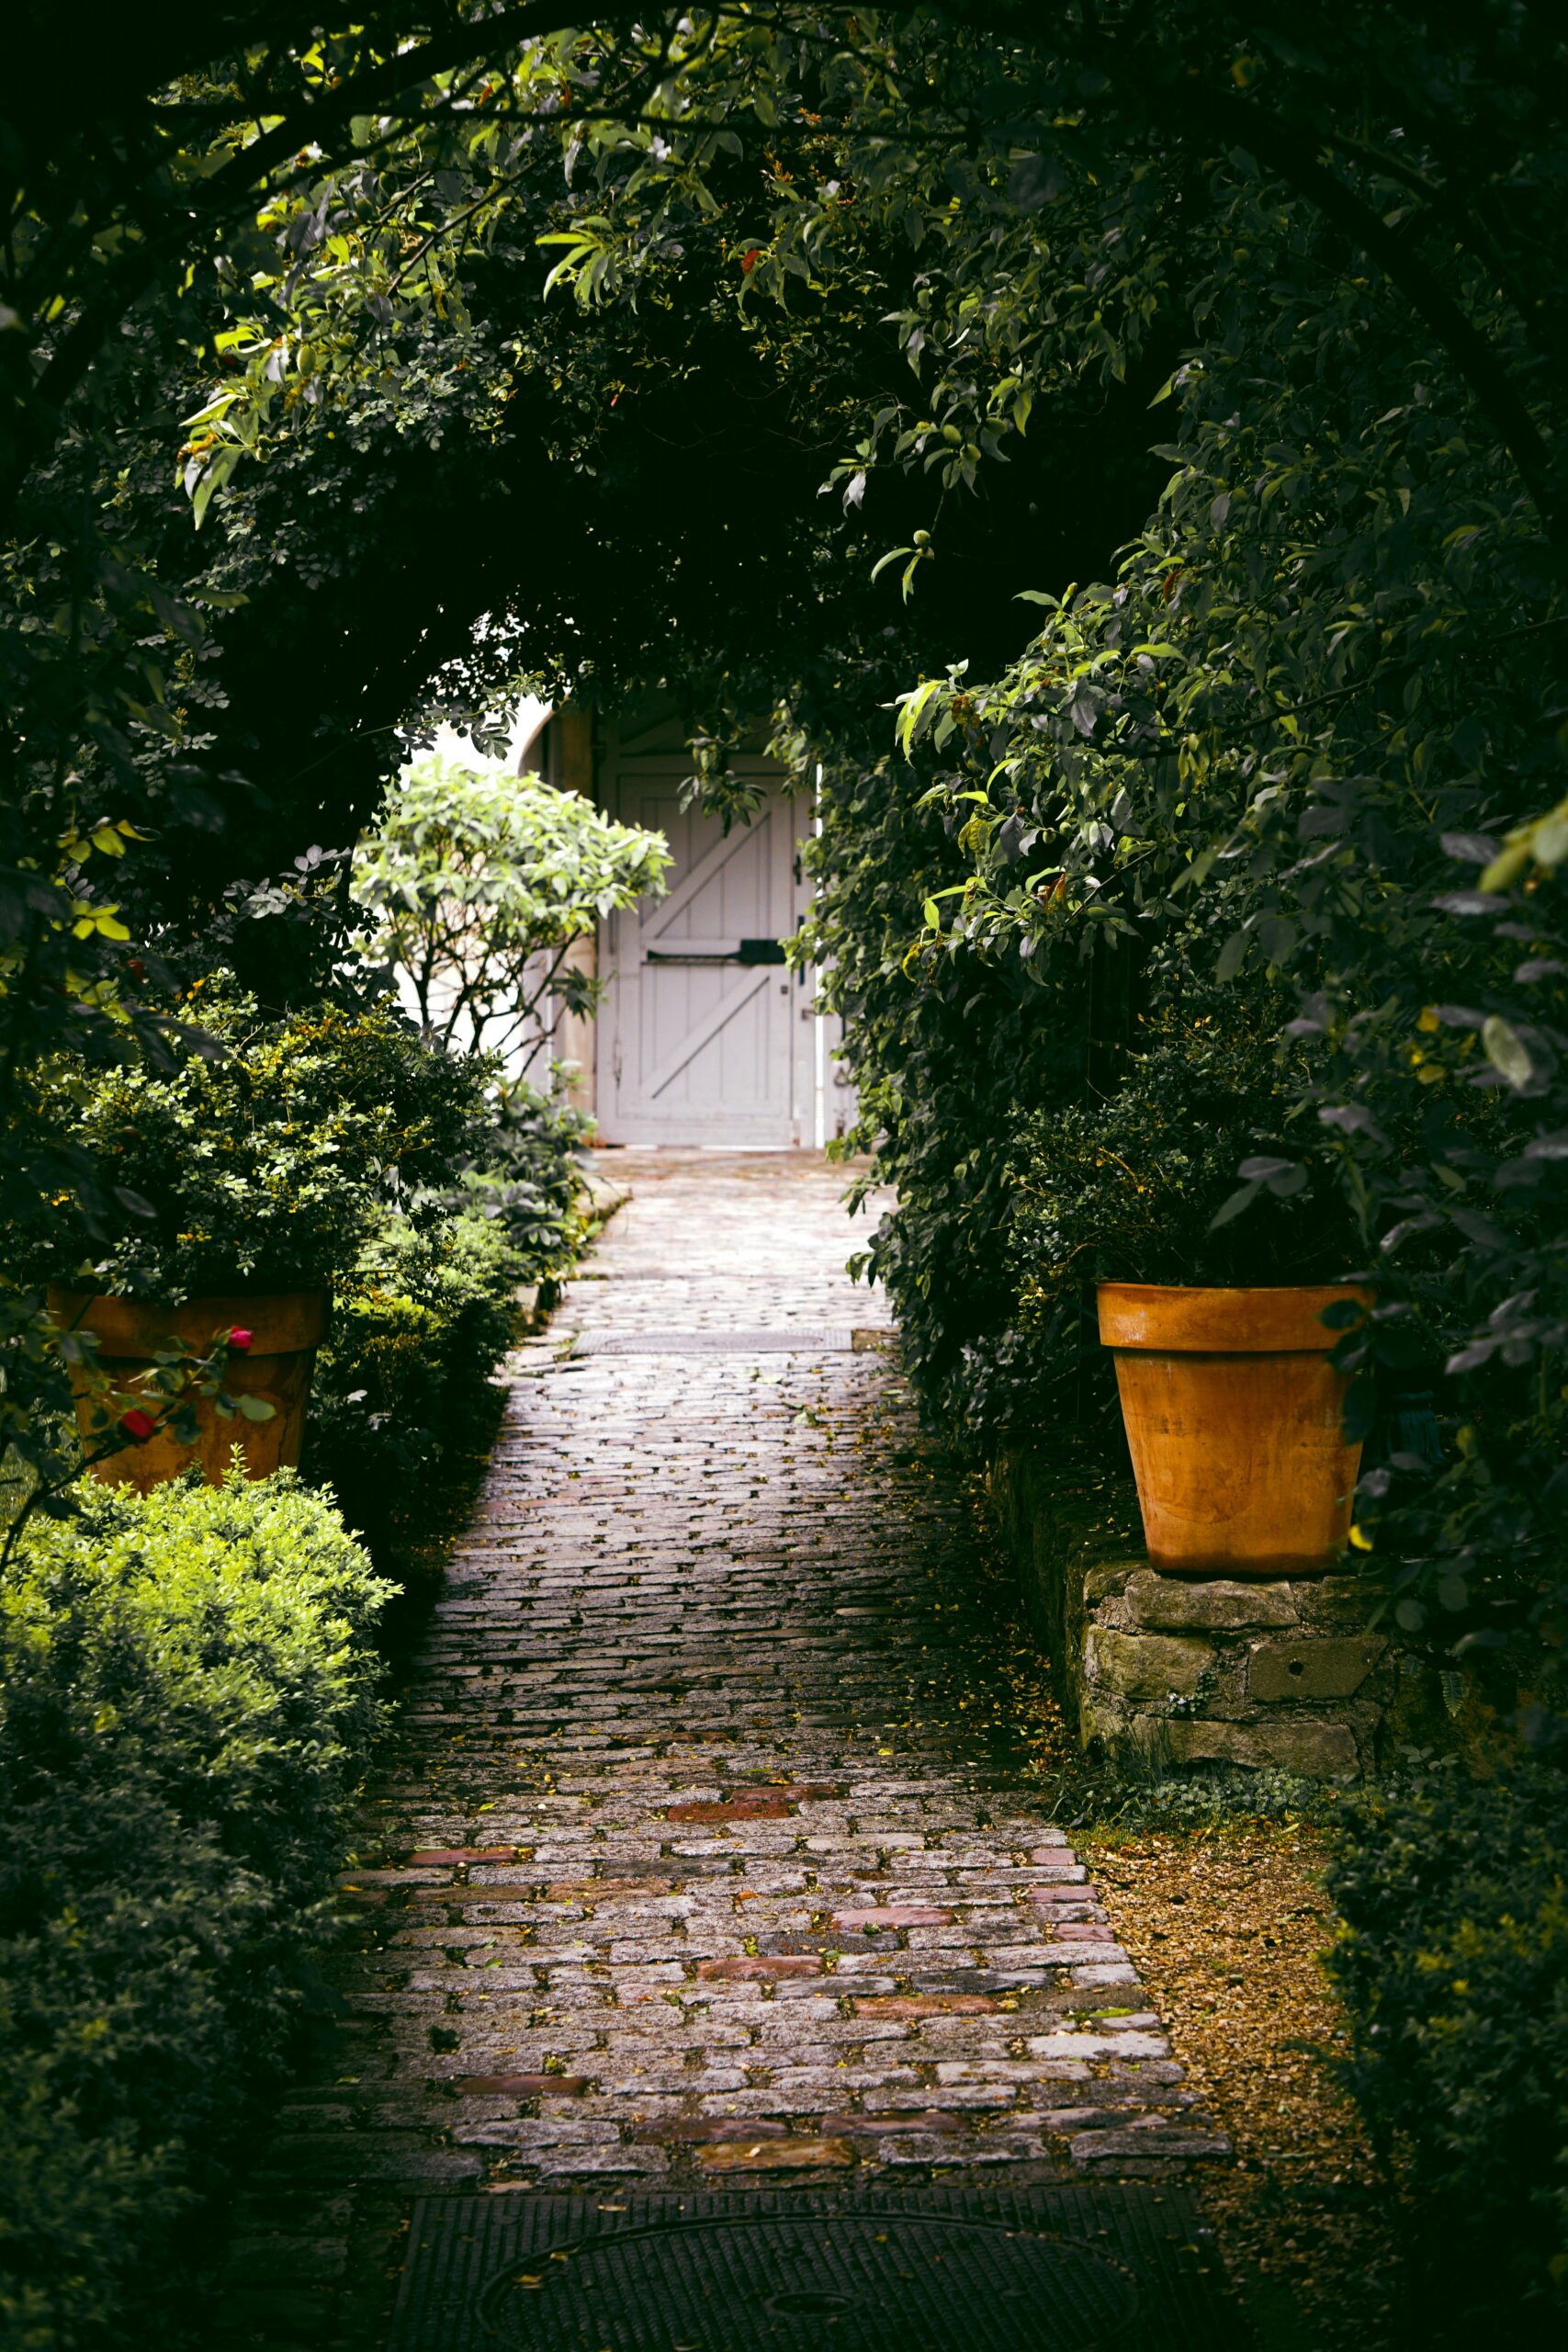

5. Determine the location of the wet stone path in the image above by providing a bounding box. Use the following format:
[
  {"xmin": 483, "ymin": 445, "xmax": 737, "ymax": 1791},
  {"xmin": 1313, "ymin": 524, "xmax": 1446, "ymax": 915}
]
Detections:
[{"xmin": 223, "ymin": 1151, "xmax": 1225, "ymax": 2349}]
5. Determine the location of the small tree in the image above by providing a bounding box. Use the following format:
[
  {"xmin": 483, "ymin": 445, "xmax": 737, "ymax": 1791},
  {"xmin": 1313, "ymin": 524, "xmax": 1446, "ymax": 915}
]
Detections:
[{"xmin": 353, "ymin": 752, "xmax": 670, "ymax": 1075}]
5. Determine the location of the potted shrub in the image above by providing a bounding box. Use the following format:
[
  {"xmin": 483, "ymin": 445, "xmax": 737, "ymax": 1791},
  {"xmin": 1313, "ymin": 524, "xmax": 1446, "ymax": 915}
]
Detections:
[
  {"xmin": 1012, "ymin": 993, "xmax": 1372, "ymax": 1576},
  {"xmin": 47, "ymin": 1286, "xmax": 330, "ymax": 1493},
  {"xmin": 35, "ymin": 979, "xmax": 480, "ymax": 1490}
]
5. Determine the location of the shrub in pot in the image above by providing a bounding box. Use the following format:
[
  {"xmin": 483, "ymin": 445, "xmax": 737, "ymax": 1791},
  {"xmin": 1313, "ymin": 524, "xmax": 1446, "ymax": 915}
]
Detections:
[
  {"xmin": 46, "ymin": 1287, "xmax": 329, "ymax": 1493},
  {"xmin": 30, "ymin": 978, "xmax": 484, "ymax": 1488},
  {"xmin": 1011, "ymin": 993, "xmax": 1371, "ymax": 1574}
]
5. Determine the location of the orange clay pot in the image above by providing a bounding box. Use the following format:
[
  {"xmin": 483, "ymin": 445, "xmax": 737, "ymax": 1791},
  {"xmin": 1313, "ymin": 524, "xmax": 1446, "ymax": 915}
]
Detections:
[
  {"xmin": 48, "ymin": 1287, "xmax": 328, "ymax": 1494},
  {"xmin": 1098, "ymin": 1283, "xmax": 1372, "ymax": 1577}
]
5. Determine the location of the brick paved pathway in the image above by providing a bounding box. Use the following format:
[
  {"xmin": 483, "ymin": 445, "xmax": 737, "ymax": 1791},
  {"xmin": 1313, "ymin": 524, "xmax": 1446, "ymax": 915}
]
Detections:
[{"xmin": 223, "ymin": 1151, "xmax": 1224, "ymax": 2348}]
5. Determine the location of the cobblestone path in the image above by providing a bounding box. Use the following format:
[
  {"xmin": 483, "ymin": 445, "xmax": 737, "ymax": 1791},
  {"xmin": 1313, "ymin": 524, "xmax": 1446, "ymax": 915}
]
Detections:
[{"xmin": 224, "ymin": 1151, "xmax": 1224, "ymax": 2349}]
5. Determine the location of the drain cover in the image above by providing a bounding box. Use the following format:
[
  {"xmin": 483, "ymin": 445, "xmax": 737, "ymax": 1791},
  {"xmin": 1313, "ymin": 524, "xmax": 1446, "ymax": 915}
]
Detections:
[
  {"xmin": 478, "ymin": 2211, "xmax": 1136, "ymax": 2349},
  {"xmin": 392, "ymin": 2188, "xmax": 1235, "ymax": 2352},
  {"xmin": 572, "ymin": 1327, "xmax": 854, "ymax": 1355}
]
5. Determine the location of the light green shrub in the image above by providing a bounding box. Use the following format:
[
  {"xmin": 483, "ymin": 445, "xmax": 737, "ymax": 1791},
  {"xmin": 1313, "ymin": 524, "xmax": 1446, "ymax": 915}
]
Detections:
[
  {"xmin": 0, "ymin": 1470, "xmax": 389, "ymax": 2350},
  {"xmin": 353, "ymin": 752, "xmax": 669, "ymax": 1067}
]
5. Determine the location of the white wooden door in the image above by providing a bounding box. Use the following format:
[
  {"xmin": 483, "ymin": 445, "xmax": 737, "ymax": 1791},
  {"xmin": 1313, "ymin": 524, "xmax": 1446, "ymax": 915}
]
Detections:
[{"xmin": 596, "ymin": 756, "xmax": 815, "ymax": 1145}]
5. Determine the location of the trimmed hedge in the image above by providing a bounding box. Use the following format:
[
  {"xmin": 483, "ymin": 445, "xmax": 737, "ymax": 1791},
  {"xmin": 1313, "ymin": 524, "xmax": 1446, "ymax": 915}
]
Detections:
[
  {"xmin": 1325, "ymin": 1760, "xmax": 1568, "ymax": 2334},
  {"xmin": 0, "ymin": 1470, "xmax": 389, "ymax": 2350}
]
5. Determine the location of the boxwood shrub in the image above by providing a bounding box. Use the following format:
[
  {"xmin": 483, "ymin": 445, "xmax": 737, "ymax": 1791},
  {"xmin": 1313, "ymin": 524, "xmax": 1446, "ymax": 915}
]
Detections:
[
  {"xmin": 1325, "ymin": 1759, "xmax": 1568, "ymax": 2334},
  {"xmin": 28, "ymin": 978, "xmax": 482, "ymax": 1299},
  {"xmin": 0, "ymin": 1470, "xmax": 389, "ymax": 2350}
]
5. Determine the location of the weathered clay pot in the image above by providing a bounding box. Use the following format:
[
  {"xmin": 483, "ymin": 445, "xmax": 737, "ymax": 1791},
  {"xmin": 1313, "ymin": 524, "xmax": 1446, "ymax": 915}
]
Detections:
[
  {"xmin": 48, "ymin": 1287, "xmax": 328, "ymax": 1493},
  {"xmin": 1097, "ymin": 1283, "xmax": 1371, "ymax": 1577}
]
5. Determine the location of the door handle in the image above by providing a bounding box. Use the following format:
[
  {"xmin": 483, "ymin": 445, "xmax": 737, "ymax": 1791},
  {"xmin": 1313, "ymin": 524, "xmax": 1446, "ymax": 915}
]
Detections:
[{"xmin": 644, "ymin": 939, "xmax": 787, "ymax": 966}]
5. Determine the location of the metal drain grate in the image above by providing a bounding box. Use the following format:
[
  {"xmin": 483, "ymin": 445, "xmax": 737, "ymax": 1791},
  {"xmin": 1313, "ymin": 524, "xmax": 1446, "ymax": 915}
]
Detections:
[
  {"xmin": 572, "ymin": 1327, "xmax": 855, "ymax": 1355},
  {"xmin": 477, "ymin": 2211, "xmax": 1133, "ymax": 2348},
  {"xmin": 390, "ymin": 2187, "xmax": 1237, "ymax": 2352}
]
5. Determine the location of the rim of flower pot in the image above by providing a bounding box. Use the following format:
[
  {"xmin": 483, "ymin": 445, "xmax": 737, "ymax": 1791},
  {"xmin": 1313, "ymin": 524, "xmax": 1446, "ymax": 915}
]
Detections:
[
  {"xmin": 1096, "ymin": 1280, "xmax": 1372, "ymax": 1355},
  {"xmin": 47, "ymin": 1285, "xmax": 330, "ymax": 1359}
]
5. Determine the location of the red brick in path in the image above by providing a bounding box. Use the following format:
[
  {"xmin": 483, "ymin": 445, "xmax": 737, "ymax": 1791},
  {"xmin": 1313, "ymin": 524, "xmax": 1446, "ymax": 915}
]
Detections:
[{"xmin": 216, "ymin": 1150, "xmax": 1224, "ymax": 2347}]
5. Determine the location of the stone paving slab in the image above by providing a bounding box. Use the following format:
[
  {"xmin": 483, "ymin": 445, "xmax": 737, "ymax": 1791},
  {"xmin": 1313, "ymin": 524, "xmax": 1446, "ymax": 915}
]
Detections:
[{"xmin": 219, "ymin": 1149, "xmax": 1224, "ymax": 2347}]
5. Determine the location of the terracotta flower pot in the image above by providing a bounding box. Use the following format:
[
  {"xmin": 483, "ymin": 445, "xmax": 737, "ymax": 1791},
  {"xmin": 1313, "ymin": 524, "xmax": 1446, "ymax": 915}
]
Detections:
[
  {"xmin": 48, "ymin": 1287, "xmax": 329, "ymax": 1494},
  {"xmin": 1097, "ymin": 1283, "xmax": 1372, "ymax": 1577}
]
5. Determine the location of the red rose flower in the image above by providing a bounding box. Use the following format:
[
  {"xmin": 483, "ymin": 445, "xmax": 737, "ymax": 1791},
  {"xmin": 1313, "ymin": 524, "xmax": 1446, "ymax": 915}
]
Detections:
[
  {"xmin": 119, "ymin": 1408, "xmax": 155, "ymax": 1441},
  {"xmin": 228, "ymin": 1328, "xmax": 254, "ymax": 1352}
]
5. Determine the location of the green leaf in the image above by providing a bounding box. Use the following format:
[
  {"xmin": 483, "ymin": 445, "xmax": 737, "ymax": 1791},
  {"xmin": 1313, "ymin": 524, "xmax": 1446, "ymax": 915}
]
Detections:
[
  {"xmin": 1480, "ymin": 840, "xmax": 1532, "ymax": 892},
  {"xmin": 895, "ymin": 678, "xmax": 944, "ymax": 757},
  {"xmin": 1208, "ymin": 1181, "xmax": 1261, "ymax": 1229},
  {"xmin": 1482, "ymin": 1014, "xmax": 1533, "ymax": 1090},
  {"xmin": 1214, "ymin": 929, "xmax": 1249, "ymax": 983}
]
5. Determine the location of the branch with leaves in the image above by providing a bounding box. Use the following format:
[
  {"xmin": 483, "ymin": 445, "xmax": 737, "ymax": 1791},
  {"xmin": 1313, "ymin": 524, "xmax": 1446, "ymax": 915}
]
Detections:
[{"xmin": 352, "ymin": 752, "xmax": 671, "ymax": 1073}]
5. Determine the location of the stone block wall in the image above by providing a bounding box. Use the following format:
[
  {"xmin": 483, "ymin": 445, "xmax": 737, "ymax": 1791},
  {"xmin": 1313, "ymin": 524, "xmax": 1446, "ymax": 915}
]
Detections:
[{"xmin": 987, "ymin": 1439, "xmax": 1448, "ymax": 1780}]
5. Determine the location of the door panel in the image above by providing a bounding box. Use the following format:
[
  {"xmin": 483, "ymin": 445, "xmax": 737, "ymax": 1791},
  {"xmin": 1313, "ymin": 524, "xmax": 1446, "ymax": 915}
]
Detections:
[{"xmin": 597, "ymin": 759, "xmax": 812, "ymax": 1145}]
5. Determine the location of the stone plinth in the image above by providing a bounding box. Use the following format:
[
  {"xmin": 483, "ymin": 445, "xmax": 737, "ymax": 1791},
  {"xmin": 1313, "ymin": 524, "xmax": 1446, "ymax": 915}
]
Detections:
[{"xmin": 987, "ymin": 1442, "xmax": 1442, "ymax": 1781}]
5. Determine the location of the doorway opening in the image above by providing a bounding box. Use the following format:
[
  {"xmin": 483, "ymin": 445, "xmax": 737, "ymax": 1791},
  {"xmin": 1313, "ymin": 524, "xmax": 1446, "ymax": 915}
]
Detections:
[{"xmin": 526, "ymin": 701, "xmax": 852, "ymax": 1148}]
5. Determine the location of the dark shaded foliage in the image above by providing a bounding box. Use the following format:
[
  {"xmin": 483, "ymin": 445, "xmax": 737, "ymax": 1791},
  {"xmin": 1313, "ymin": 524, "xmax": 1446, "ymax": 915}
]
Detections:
[{"xmin": 1325, "ymin": 1761, "xmax": 1568, "ymax": 2338}]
